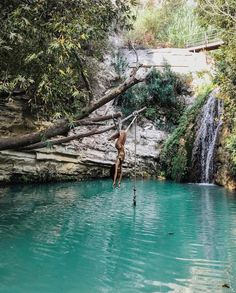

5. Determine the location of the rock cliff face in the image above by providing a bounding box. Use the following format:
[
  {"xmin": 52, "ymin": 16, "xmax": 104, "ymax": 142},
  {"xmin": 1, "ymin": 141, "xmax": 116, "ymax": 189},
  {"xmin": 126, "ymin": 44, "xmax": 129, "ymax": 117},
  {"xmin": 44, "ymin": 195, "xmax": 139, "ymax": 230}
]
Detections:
[
  {"xmin": 0, "ymin": 119, "xmax": 167, "ymax": 184},
  {"xmin": 0, "ymin": 95, "xmax": 34, "ymax": 137},
  {"xmin": 2, "ymin": 86, "xmax": 235, "ymax": 189},
  {"xmin": 0, "ymin": 46, "xmax": 221, "ymax": 186},
  {"xmin": 0, "ymin": 49, "xmax": 169, "ymax": 184},
  {"xmin": 121, "ymin": 48, "xmax": 209, "ymax": 75}
]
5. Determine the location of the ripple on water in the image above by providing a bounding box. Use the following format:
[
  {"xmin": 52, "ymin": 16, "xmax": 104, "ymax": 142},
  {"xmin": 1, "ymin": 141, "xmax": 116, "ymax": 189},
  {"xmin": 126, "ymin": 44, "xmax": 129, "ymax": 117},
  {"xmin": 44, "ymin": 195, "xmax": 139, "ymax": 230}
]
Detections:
[{"xmin": 0, "ymin": 180, "xmax": 235, "ymax": 293}]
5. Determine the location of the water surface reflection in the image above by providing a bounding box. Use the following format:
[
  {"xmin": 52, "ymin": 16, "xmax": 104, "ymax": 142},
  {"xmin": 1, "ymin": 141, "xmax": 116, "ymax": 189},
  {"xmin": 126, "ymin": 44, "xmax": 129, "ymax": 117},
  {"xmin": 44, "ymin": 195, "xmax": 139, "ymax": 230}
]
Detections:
[{"xmin": 0, "ymin": 180, "xmax": 235, "ymax": 292}]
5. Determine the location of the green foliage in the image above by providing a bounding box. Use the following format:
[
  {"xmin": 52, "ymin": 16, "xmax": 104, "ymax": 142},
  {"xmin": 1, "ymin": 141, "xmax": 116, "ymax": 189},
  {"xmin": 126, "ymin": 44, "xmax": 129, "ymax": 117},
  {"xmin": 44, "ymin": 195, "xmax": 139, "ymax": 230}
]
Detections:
[
  {"xmin": 161, "ymin": 84, "xmax": 213, "ymax": 181},
  {"xmin": 226, "ymin": 135, "xmax": 236, "ymax": 175},
  {"xmin": 117, "ymin": 65, "xmax": 190, "ymax": 130},
  {"xmin": 171, "ymin": 147, "xmax": 188, "ymax": 182},
  {"xmin": 225, "ymin": 114, "xmax": 236, "ymax": 177},
  {"xmin": 196, "ymin": 0, "xmax": 236, "ymax": 99},
  {"xmin": 126, "ymin": 0, "xmax": 205, "ymax": 48},
  {"xmin": 196, "ymin": 0, "xmax": 236, "ymax": 178},
  {"xmin": 0, "ymin": 0, "xmax": 136, "ymax": 117}
]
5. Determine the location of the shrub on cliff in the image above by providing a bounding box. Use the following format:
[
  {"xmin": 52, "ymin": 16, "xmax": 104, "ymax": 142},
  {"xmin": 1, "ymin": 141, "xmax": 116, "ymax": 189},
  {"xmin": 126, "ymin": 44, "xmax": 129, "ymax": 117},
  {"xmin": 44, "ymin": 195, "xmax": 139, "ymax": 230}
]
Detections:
[{"xmin": 116, "ymin": 65, "xmax": 191, "ymax": 131}]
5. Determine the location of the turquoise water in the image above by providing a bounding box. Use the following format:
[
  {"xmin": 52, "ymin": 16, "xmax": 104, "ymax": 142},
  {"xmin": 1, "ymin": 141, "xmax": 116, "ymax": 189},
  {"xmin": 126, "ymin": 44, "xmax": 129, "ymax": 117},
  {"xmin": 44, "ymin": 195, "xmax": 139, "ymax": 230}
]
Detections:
[{"xmin": 0, "ymin": 179, "xmax": 236, "ymax": 293}]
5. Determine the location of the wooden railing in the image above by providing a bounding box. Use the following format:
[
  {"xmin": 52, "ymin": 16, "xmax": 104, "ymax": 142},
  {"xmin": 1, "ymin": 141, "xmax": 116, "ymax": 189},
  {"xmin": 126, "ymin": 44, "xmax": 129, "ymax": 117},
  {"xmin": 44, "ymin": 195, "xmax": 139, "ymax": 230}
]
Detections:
[{"xmin": 185, "ymin": 31, "xmax": 222, "ymax": 48}]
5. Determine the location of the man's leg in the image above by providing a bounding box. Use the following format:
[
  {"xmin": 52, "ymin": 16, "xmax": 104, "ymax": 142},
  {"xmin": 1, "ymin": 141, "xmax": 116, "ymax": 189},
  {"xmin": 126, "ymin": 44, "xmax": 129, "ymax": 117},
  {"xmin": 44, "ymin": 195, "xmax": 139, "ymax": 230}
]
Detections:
[
  {"xmin": 113, "ymin": 159, "xmax": 120, "ymax": 187},
  {"xmin": 118, "ymin": 164, "xmax": 123, "ymax": 188}
]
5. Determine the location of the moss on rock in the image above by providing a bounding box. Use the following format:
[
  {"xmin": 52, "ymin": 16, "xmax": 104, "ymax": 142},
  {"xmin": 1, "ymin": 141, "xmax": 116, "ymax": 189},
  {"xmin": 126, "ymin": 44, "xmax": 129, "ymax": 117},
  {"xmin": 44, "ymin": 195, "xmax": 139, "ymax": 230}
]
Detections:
[{"xmin": 161, "ymin": 84, "xmax": 213, "ymax": 182}]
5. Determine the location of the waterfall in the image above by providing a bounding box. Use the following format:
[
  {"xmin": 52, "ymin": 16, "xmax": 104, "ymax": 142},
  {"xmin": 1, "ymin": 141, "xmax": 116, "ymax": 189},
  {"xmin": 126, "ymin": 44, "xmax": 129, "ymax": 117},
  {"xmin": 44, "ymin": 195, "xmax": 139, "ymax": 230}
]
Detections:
[{"xmin": 191, "ymin": 91, "xmax": 224, "ymax": 183}]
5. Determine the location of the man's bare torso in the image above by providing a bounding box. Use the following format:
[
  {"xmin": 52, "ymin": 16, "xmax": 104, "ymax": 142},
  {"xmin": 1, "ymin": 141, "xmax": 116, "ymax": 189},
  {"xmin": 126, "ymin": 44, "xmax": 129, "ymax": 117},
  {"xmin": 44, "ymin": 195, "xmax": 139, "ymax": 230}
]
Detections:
[{"xmin": 115, "ymin": 130, "xmax": 127, "ymax": 150}]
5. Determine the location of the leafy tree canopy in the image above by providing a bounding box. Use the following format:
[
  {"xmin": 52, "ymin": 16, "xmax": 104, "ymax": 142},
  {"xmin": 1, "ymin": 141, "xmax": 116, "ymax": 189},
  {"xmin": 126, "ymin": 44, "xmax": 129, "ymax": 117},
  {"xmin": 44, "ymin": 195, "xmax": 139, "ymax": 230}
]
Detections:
[{"xmin": 0, "ymin": 0, "xmax": 136, "ymax": 117}]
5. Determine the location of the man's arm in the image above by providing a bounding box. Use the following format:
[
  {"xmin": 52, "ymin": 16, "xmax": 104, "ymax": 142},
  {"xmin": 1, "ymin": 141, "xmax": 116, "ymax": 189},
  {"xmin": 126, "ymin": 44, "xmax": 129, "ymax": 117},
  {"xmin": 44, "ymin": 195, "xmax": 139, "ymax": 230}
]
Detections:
[{"xmin": 108, "ymin": 132, "xmax": 119, "ymax": 141}]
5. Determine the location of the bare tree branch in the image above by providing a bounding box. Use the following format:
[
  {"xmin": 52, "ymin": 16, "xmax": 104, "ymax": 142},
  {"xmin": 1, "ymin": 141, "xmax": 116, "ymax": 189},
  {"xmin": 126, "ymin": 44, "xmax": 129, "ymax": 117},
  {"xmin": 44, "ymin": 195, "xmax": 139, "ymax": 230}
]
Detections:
[
  {"xmin": 0, "ymin": 70, "xmax": 150, "ymax": 151},
  {"xmin": 76, "ymin": 69, "xmax": 147, "ymax": 120},
  {"xmin": 22, "ymin": 108, "xmax": 146, "ymax": 150},
  {"xmin": 73, "ymin": 50, "xmax": 94, "ymax": 104},
  {"xmin": 78, "ymin": 112, "xmax": 122, "ymax": 124},
  {"xmin": 198, "ymin": 0, "xmax": 236, "ymax": 24},
  {"xmin": 108, "ymin": 107, "xmax": 146, "ymax": 141},
  {"xmin": 128, "ymin": 40, "xmax": 139, "ymax": 65}
]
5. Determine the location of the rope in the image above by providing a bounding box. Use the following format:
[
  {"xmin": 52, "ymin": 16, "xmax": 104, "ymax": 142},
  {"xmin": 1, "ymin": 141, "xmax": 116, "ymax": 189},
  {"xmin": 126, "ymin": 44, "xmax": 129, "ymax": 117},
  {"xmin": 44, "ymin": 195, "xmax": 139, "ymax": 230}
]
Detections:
[
  {"xmin": 126, "ymin": 110, "xmax": 139, "ymax": 133},
  {"xmin": 118, "ymin": 117, "xmax": 122, "ymax": 132},
  {"xmin": 133, "ymin": 116, "xmax": 137, "ymax": 207},
  {"xmin": 126, "ymin": 116, "xmax": 136, "ymax": 133}
]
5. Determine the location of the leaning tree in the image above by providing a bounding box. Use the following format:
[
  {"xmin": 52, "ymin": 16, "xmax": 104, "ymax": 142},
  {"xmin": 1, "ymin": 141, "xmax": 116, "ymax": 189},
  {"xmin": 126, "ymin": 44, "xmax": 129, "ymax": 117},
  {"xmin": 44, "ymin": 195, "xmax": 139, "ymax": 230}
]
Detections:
[{"xmin": 0, "ymin": 0, "xmax": 150, "ymax": 151}]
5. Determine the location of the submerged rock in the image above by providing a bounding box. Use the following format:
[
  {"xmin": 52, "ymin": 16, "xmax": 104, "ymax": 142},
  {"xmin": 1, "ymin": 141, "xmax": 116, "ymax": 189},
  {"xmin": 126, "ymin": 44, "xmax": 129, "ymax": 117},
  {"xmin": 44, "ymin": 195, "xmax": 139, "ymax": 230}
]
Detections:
[{"xmin": 222, "ymin": 283, "xmax": 230, "ymax": 288}]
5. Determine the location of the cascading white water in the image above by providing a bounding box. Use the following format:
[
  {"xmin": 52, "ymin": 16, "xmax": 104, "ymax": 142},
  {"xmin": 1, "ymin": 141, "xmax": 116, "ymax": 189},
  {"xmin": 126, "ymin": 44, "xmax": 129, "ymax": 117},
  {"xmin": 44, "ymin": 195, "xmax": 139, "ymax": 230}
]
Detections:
[{"xmin": 191, "ymin": 91, "xmax": 224, "ymax": 183}]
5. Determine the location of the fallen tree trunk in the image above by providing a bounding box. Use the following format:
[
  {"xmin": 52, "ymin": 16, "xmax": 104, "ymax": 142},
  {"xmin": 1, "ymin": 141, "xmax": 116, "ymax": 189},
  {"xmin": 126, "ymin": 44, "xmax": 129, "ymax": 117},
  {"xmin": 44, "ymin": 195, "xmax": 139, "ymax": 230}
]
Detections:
[
  {"xmin": 0, "ymin": 69, "xmax": 148, "ymax": 151},
  {"xmin": 0, "ymin": 113, "xmax": 122, "ymax": 151},
  {"xmin": 74, "ymin": 66, "xmax": 144, "ymax": 120},
  {"xmin": 22, "ymin": 107, "xmax": 146, "ymax": 150}
]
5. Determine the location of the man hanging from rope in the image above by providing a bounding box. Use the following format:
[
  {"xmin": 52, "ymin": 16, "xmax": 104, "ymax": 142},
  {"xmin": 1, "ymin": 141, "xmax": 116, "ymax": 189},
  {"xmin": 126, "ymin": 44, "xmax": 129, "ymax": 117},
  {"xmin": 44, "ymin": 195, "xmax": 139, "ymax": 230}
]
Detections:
[
  {"xmin": 110, "ymin": 114, "xmax": 137, "ymax": 188},
  {"xmin": 112, "ymin": 129, "xmax": 127, "ymax": 187}
]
